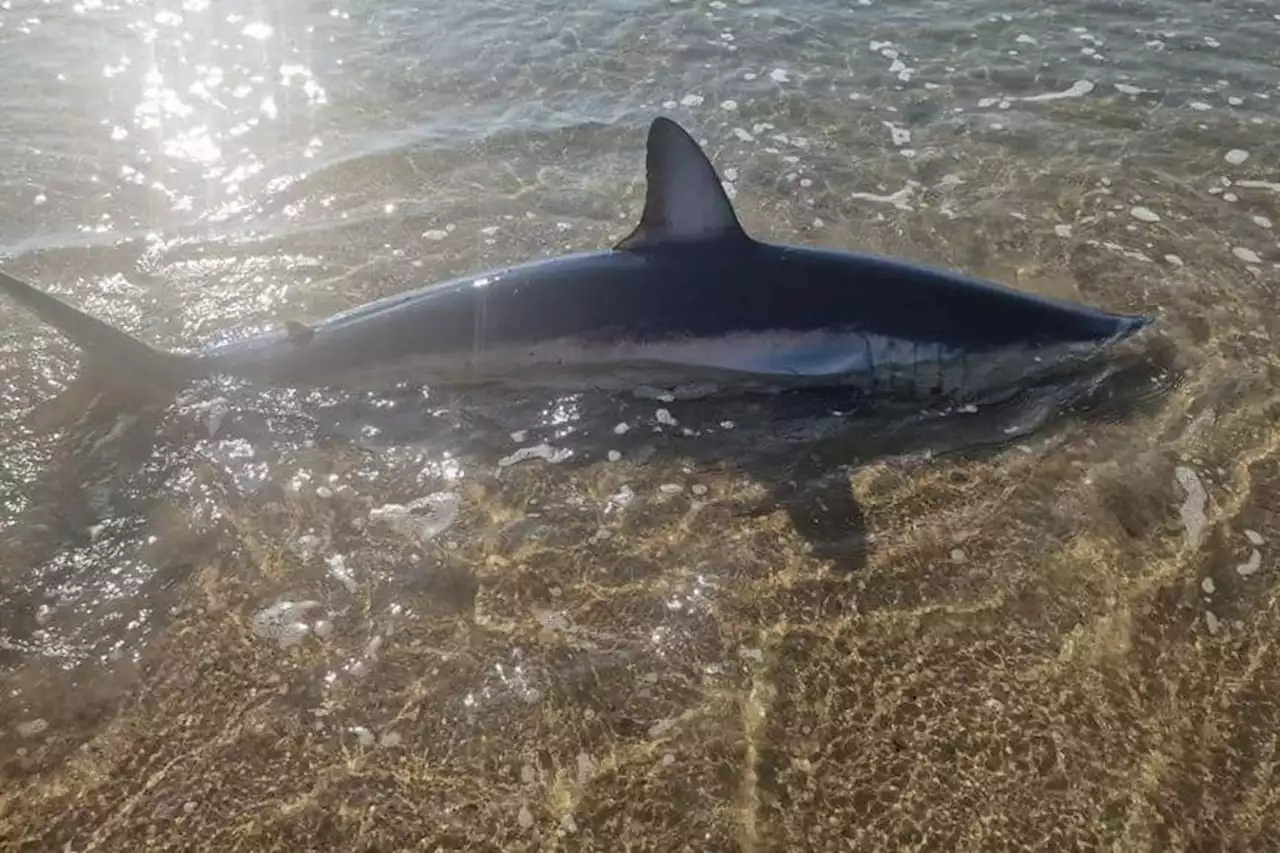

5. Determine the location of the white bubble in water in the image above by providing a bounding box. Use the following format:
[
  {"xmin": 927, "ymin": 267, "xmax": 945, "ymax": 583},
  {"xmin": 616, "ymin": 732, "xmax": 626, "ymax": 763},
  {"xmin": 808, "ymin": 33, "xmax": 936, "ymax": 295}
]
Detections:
[
  {"xmin": 242, "ymin": 21, "xmax": 273, "ymax": 40},
  {"xmin": 680, "ymin": 93, "xmax": 704, "ymax": 107}
]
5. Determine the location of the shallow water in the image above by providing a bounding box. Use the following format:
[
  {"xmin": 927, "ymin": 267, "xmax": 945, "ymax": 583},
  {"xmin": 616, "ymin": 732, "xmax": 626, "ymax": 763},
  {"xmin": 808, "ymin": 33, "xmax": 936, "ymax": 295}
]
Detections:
[{"xmin": 1, "ymin": 0, "xmax": 1278, "ymax": 850}]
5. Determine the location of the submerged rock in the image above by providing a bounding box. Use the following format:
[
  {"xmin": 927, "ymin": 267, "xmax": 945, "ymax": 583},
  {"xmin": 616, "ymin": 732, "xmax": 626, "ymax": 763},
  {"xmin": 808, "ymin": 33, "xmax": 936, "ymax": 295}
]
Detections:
[{"xmin": 369, "ymin": 492, "xmax": 461, "ymax": 543}]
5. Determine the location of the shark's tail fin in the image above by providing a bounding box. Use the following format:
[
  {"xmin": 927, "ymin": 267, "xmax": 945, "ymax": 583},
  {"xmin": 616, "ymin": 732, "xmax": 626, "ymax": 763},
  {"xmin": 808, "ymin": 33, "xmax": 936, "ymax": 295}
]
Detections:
[{"xmin": 0, "ymin": 270, "xmax": 204, "ymax": 426}]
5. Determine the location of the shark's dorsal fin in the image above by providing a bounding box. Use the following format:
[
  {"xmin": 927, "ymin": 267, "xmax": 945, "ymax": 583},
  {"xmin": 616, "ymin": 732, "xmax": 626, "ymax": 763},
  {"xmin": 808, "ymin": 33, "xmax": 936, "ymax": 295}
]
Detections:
[{"xmin": 614, "ymin": 117, "xmax": 750, "ymax": 252}]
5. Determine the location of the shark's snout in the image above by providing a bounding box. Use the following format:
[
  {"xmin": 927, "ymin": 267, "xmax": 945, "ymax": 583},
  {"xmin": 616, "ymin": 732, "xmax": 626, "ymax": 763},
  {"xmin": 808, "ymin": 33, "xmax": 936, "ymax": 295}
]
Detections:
[{"xmin": 1117, "ymin": 313, "xmax": 1157, "ymax": 339}]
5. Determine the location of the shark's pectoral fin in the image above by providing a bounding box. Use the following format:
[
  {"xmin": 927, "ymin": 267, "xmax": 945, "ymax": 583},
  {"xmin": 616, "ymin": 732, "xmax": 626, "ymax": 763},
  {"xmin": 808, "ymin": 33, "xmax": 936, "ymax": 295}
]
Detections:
[{"xmin": 614, "ymin": 117, "xmax": 752, "ymax": 252}]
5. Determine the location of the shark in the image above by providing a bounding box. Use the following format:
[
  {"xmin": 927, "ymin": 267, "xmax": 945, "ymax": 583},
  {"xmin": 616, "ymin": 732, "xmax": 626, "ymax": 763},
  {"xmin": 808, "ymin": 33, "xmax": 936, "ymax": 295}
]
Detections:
[{"xmin": 0, "ymin": 116, "xmax": 1154, "ymax": 412}]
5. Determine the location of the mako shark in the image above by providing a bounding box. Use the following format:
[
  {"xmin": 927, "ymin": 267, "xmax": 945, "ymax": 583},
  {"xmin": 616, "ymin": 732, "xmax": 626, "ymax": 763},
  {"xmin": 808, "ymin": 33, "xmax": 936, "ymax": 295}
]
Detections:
[{"xmin": 0, "ymin": 116, "xmax": 1153, "ymax": 411}]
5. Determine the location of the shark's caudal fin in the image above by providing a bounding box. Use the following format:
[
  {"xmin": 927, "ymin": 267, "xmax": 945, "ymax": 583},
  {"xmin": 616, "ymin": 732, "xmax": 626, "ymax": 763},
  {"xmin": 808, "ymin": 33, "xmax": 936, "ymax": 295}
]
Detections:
[
  {"xmin": 614, "ymin": 117, "xmax": 752, "ymax": 252},
  {"xmin": 0, "ymin": 270, "xmax": 203, "ymax": 417}
]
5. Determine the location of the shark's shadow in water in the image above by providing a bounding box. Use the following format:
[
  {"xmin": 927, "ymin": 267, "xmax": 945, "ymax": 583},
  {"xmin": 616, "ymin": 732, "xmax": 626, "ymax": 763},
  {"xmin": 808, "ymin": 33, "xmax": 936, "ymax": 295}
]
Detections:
[{"xmin": 0, "ymin": 331, "xmax": 1179, "ymax": 675}]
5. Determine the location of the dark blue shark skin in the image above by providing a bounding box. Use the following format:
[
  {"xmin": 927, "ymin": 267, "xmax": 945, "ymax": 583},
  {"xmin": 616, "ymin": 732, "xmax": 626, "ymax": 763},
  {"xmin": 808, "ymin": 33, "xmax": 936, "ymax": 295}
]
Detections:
[
  {"xmin": 204, "ymin": 236, "xmax": 1149, "ymax": 395},
  {"xmin": 0, "ymin": 116, "xmax": 1154, "ymax": 408}
]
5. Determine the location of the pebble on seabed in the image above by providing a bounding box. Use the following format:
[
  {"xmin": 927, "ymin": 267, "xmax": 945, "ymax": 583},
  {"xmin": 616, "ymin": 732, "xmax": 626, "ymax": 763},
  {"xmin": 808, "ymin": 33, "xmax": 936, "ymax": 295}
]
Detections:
[
  {"xmin": 1236, "ymin": 550, "xmax": 1262, "ymax": 577},
  {"xmin": 497, "ymin": 444, "xmax": 572, "ymax": 468},
  {"xmin": 252, "ymin": 600, "xmax": 323, "ymax": 648},
  {"xmin": 1174, "ymin": 466, "xmax": 1208, "ymax": 550},
  {"xmin": 16, "ymin": 719, "xmax": 48, "ymax": 738},
  {"xmin": 369, "ymin": 491, "xmax": 461, "ymax": 542}
]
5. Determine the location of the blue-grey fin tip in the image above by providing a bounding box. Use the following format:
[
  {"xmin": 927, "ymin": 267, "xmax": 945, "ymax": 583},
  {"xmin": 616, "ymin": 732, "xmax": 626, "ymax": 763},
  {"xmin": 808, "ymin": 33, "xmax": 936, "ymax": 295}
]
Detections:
[{"xmin": 613, "ymin": 116, "xmax": 751, "ymax": 252}]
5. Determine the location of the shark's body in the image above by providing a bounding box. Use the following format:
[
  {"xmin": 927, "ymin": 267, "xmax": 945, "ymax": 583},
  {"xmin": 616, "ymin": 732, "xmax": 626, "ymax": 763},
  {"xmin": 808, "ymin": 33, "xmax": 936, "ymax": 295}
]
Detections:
[{"xmin": 0, "ymin": 117, "xmax": 1153, "ymax": 409}]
